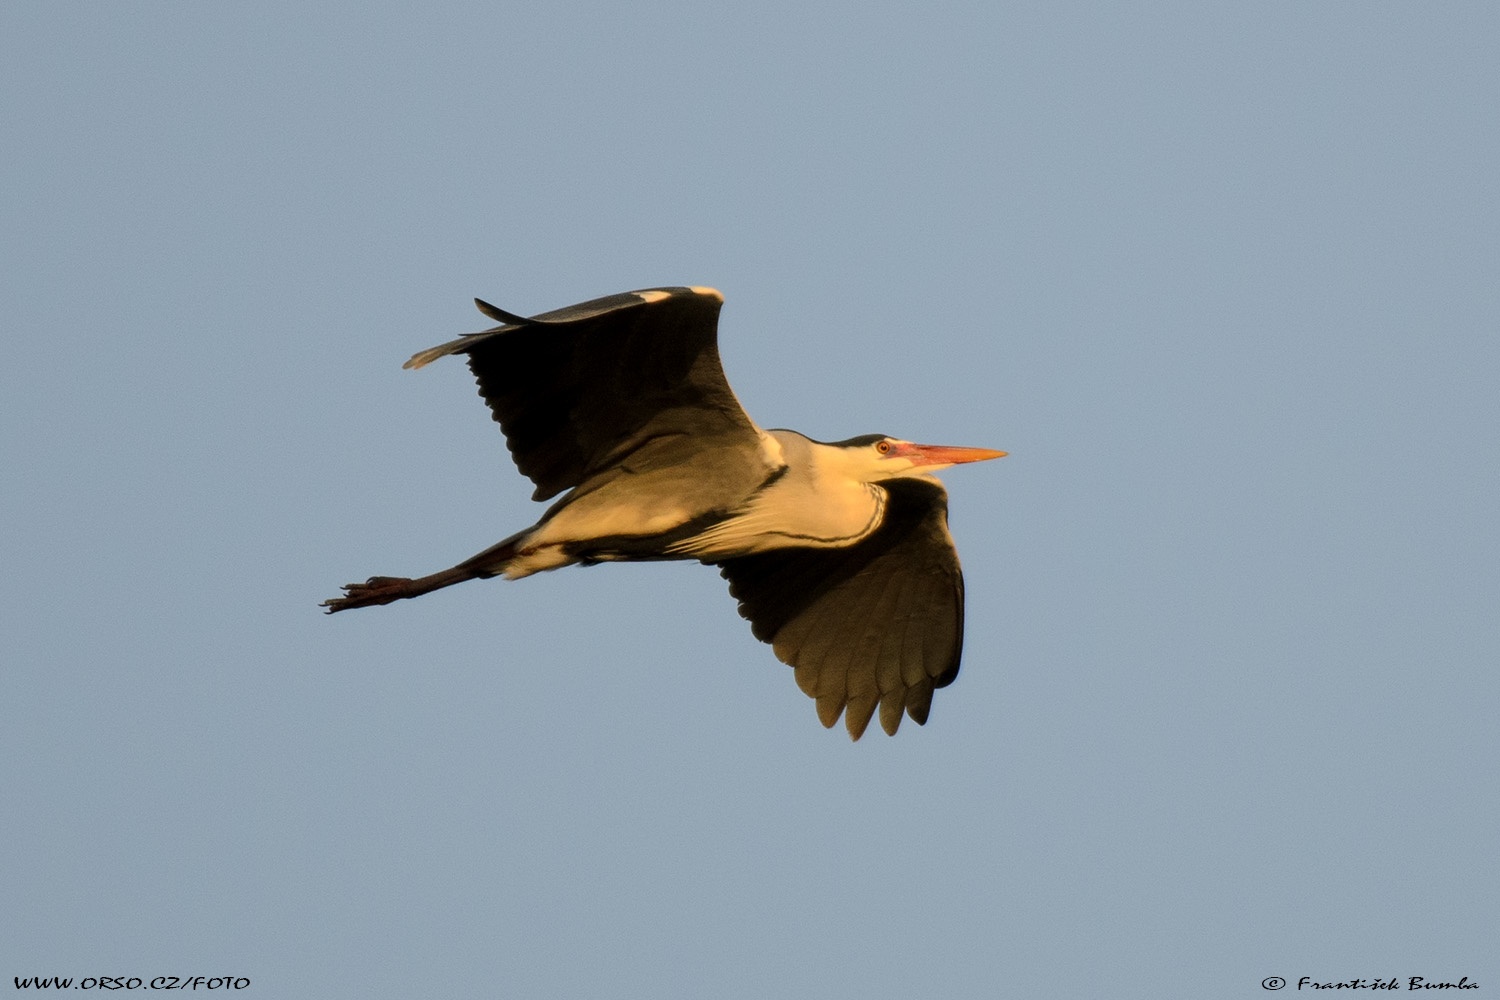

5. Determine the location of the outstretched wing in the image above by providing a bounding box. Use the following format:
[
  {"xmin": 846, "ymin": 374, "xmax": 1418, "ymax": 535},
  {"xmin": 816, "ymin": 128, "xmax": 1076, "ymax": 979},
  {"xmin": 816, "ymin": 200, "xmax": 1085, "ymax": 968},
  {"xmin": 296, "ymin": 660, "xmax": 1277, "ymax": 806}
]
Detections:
[
  {"xmin": 715, "ymin": 478, "xmax": 965, "ymax": 739},
  {"xmin": 405, "ymin": 287, "xmax": 761, "ymax": 502}
]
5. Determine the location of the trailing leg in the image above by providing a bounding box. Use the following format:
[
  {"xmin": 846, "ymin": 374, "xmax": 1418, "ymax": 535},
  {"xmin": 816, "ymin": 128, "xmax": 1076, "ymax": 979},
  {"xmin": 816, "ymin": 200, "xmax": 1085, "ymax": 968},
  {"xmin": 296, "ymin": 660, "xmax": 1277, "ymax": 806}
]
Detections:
[{"xmin": 321, "ymin": 534, "xmax": 522, "ymax": 613}]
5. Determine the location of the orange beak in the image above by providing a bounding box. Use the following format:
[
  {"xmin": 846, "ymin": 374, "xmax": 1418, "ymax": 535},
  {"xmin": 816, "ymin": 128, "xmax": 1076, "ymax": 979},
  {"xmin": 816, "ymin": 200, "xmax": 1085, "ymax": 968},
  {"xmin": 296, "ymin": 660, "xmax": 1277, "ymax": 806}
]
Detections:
[{"xmin": 894, "ymin": 442, "xmax": 1008, "ymax": 468}]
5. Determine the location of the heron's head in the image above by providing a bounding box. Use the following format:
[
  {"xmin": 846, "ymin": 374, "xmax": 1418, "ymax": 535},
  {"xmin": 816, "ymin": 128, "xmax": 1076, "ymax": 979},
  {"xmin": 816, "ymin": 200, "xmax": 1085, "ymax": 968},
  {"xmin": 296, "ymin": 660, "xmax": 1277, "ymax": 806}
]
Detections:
[{"xmin": 832, "ymin": 434, "xmax": 1007, "ymax": 483}]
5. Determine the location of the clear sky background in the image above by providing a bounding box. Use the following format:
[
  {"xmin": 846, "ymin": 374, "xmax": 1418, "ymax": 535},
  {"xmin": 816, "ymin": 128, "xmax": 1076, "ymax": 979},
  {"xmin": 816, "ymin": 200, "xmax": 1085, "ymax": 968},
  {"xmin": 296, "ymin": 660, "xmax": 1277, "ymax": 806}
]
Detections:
[{"xmin": 4, "ymin": 3, "xmax": 1496, "ymax": 998}]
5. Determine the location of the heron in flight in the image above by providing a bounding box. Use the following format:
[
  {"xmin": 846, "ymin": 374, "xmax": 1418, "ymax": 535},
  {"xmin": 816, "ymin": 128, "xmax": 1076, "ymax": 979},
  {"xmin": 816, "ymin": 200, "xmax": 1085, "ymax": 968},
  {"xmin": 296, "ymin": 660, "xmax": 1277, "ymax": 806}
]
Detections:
[{"xmin": 324, "ymin": 287, "xmax": 1005, "ymax": 739}]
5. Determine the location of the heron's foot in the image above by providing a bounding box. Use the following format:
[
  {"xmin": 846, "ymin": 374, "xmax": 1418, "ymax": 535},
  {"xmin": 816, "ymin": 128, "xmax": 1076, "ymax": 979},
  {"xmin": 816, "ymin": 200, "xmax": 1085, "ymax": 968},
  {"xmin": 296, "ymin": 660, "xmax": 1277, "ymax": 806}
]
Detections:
[{"xmin": 321, "ymin": 576, "xmax": 416, "ymax": 613}]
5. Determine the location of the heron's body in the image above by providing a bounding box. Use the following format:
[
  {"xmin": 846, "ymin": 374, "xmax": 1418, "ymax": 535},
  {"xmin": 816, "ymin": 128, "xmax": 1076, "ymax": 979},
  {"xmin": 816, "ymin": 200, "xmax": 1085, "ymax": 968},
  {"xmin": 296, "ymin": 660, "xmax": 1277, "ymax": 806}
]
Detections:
[{"xmin": 325, "ymin": 286, "xmax": 1004, "ymax": 739}]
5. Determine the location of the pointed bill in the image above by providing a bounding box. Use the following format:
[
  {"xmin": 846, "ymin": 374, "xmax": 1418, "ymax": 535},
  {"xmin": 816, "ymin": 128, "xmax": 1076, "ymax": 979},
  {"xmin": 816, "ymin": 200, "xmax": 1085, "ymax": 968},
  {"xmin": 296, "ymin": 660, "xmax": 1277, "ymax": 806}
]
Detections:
[{"xmin": 897, "ymin": 443, "xmax": 1008, "ymax": 467}]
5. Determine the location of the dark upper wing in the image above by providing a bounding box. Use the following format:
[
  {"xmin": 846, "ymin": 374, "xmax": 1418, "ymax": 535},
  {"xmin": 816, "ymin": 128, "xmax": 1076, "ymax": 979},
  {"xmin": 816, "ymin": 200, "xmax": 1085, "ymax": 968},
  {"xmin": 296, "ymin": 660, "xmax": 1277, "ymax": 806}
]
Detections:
[
  {"xmin": 405, "ymin": 287, "xmax": 760, "ymax": 501},
  {"xmin": 714, "ymin": 478, "xmax": 965, "ymax": 740}
]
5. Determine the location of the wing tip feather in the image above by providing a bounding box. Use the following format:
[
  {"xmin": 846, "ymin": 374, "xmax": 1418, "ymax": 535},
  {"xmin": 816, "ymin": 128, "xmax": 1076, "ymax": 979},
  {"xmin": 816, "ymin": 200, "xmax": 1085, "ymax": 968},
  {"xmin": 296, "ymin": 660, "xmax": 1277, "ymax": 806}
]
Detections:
[
  {"xmin": 815, "ymin": 694, "xmax": 844, "ymax": 731},
  {"xmin": 403, "ymin": 346, "xmax": 444, "ymax": 370},
  {"xmin": 879, "ymin": 690, "xmax": 905, "ymax": 736},
  {"xmin": 473, "ymin": 297, "xmax": 532, "ymax": 325},
  {"xmin": 844, "ymin": 695, "xmax": 877, "ymax": 740}
]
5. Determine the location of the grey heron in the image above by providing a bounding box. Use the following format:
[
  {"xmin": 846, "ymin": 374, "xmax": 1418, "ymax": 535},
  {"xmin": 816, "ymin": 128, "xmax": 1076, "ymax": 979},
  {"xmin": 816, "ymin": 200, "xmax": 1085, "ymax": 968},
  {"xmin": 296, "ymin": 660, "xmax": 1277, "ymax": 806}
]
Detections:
[{"xmin": 324, "ymin": 286, "xmax": 1005, "ymax": 739}]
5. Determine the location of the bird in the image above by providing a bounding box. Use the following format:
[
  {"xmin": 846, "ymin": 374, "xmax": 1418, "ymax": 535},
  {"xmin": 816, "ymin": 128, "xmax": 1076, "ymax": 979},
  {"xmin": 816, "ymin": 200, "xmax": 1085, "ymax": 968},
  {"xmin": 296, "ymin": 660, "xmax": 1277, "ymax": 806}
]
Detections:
[{"xmin": 323, "ymin": 286, "xmax": 1005, "ymax": 739}]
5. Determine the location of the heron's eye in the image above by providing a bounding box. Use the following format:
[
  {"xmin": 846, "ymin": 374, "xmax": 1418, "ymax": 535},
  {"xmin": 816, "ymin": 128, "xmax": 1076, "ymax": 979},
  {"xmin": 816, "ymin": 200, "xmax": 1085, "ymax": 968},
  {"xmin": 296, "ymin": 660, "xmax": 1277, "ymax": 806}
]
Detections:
[{"xmin": 875, "ymin": 440, "xmax": 892, "ymax": 455}]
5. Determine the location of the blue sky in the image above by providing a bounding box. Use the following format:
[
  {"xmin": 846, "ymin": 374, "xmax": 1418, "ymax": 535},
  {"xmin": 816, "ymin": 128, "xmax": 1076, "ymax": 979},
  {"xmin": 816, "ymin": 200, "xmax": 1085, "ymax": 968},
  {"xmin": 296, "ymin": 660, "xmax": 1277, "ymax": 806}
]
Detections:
[{"xmin": 4, "ymin": 3, "xmax": 1496, "ymax": 997}]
